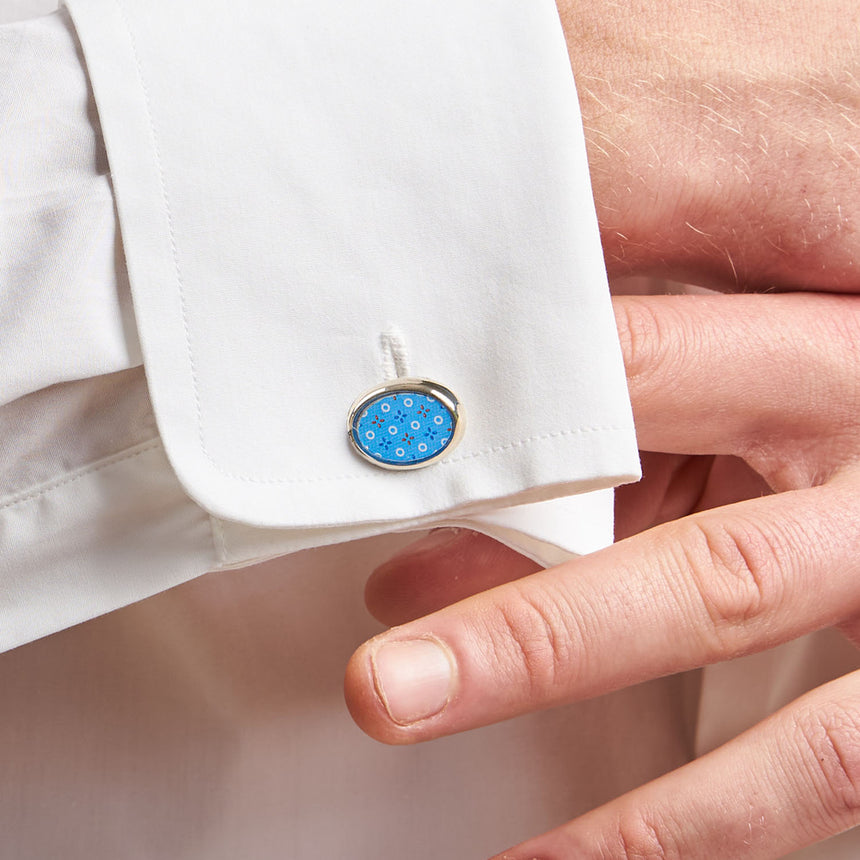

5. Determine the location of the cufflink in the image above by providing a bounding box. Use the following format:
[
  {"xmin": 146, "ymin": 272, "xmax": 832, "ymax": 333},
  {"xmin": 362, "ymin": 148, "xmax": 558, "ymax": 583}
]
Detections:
[{"xmin": 347, "ymin": 378, "xmax": 464, "ymax": 470}]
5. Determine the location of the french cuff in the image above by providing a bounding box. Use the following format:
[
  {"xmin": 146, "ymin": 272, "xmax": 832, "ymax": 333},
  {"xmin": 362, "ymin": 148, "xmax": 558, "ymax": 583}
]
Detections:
[
  {"xmin": 0, "ymin": 2, "xmax": 640, "ymax": 651},
  {"xmin": 62, "ymin": 0, "xmax": 639, "ymax": 526}
]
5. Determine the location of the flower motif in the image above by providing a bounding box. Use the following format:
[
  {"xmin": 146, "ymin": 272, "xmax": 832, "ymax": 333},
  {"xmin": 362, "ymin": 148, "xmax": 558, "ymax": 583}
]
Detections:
[{"xmin": 349, "ymin": 385, "xmax": 459, "ymax": 467}]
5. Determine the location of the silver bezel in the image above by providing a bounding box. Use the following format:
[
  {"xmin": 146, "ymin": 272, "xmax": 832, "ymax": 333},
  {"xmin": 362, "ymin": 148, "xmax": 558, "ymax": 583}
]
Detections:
[{"xmin": 347, "ymin": 377, "xmax": 464, "ymax": 470}]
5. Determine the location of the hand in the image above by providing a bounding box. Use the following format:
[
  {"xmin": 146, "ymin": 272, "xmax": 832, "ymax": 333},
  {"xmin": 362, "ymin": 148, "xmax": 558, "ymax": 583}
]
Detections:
[
  {"xmin": 345, "ymin": 292, "xmax": 860, "ymax": 858},
  {"xmin": 555, "ymin": 0, "xmax": 860, "ymax": 292}
]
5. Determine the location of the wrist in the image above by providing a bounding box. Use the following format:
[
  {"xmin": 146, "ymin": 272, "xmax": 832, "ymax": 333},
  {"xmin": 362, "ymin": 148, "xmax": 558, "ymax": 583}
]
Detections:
[{"xmin": 557, "ymin": 0, "xmax": 860, "ymax": 291}]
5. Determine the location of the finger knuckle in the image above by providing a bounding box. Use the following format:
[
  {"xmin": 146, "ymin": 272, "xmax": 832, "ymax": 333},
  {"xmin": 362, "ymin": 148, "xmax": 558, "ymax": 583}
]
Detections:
[
  {"xmin": 794, "ymin": 702, "xmax": 860, "ymax": 832},
  {"xmin": 486, "ymin": 585, "xmax": 581, "ymax": 698},
  {"xmin": 602, "ymin": 809, "xmax": 681, "ymax": 860},
  {"xmin": 678, "ymin": 517, "xmax": 786, "ymax": 654},
  {"xmin": 613, "ymin": 298, "xmax": 682, "ymax": 385}
]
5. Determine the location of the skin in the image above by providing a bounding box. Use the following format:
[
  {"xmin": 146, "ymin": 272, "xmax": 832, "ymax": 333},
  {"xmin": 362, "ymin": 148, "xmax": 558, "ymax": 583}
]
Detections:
[
  {"xmin": 345, "ymin": 3, "xmax": 860, "ymax": 857},
  {"xmin": 565, "ymin": 0, "xmax": 860, "ymax": 291}
]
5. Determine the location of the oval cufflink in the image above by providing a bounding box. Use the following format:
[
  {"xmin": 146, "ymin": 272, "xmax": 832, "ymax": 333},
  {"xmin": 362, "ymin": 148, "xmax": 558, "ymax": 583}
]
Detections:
[{"xmin": 347, "ymin": 378, "xmax": 464, "ymax": 470}]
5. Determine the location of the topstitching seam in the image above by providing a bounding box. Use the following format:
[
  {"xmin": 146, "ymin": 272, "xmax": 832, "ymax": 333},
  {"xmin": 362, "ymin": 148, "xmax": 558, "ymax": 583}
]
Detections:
[
  {"xmin": 0, "ymin": 439, "xmax": 161, "ymax": 512},
  {"xmin": 177, "ymin": 424, "xmax": 636, "ymax": 485},
  {"xmin": 111, "ymin": 1, "xmax": 632, "ymax": 487},
  {"xmin": 113, "ymin": 0, "xmax": 208, "ymax": 472}
]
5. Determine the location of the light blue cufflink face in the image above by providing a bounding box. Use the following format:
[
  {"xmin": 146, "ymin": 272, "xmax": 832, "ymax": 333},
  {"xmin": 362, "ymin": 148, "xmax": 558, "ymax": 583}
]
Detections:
[{"xmin": 348, "ymin": 379, "xmax": 464, "ymax": 470}]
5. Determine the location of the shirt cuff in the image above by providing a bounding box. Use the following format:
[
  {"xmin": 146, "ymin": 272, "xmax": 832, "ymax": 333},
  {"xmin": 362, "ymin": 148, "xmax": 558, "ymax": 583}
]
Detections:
[{"xmin": 0, "ymin": 3, "xmax": 639, "ymax": 650}]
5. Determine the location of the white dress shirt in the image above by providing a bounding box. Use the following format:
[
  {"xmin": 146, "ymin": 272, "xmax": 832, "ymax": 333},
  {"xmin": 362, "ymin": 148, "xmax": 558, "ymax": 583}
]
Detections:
[
  {"xmin": 0, "ymin": 1, "xmax": 640, "ymax": 652},
  {"xmin": 1, "ymin": 3, "xmax": 857, "ymax": 858}
]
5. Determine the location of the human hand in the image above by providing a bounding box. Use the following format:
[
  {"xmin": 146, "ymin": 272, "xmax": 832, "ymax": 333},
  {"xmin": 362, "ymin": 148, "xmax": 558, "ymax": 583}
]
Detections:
[
  {"xmin": 556, "ymin": 0, "xmax": 860, "ymax": 292},
  {"xmin": 345, "ymin": 292, "xmax": 860, "ymax": 858}
]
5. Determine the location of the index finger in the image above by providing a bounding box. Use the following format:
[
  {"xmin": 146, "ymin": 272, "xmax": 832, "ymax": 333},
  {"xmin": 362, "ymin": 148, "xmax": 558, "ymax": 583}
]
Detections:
[
  {"xmin": 345, "ymin": 476, "xmax": 860, "ymax": 744},
  {"xmin": 345, "ymin": 293, "xmax": 860, "ymax": 742}
]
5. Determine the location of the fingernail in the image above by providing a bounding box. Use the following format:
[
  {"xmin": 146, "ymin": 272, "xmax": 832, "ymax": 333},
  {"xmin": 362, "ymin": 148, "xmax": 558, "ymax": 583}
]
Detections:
[{"xmin": 371, "ymin": 637, "xmax": 455, "ymax": 725}]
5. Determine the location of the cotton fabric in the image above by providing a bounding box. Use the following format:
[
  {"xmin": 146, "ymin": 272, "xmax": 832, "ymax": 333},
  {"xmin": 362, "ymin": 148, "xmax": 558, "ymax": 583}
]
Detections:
[
  {"xmin": 1, "ymin": 3, "xmax": 636, "ymax": 650},
  {"xmin": 2, "ymin": 4, "xmax": 858, "ymax": 858}
]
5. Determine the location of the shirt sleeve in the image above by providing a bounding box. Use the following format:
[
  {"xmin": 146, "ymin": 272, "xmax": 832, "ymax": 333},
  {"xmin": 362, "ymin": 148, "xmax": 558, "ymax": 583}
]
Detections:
[{"xmin": 0, "ymin": 2, "xmax": 639, "ymax": 651}]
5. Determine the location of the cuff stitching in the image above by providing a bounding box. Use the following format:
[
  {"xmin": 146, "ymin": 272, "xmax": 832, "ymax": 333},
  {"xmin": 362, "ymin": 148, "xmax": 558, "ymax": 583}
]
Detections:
[{"xmin": 0, "ymin": 438, "xmax": 161, "ymax": 512}]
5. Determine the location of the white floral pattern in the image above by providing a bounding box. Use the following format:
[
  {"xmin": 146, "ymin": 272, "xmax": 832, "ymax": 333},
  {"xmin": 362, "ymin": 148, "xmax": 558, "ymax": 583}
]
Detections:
[{"xmin": 351, "ymin": 391, "xmax": 455, "ymax": 465}]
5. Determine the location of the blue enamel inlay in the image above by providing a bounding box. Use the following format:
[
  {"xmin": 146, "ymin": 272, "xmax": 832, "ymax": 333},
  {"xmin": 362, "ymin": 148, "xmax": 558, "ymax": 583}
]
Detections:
[{"xmin": 351, "ymin": 391, "xmax": 455, "ymax": 466}]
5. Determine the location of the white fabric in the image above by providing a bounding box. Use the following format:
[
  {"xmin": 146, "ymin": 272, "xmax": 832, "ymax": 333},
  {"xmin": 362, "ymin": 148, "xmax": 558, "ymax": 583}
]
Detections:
[
  {"xmin": 0, "ymin": 12, "xmax": 140, "ymax": 405},
  {"xmin": 0, "ymin": 537, "xmax": 697, "ymax": 860},
  {"xmin": 0, "ymin": 4, "xmax": 636, "ymax": 651},
  {"xmin": 2, "ymin": 4, "xmax": 859, "ymax": 859},
  {"xmin": 63, "ymin": 0, "xmax": 637, "ymax": 527}
]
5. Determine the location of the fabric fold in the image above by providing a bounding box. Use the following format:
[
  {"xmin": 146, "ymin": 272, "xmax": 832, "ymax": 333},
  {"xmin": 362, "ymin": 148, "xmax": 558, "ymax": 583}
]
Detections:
[
  {"xmin": 1, "ymin": 4, "xmax": 639, "ymax": 650},
  {"xmin": 62, "ymin": 0, "xmax": 639, "ymax": 529}
]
